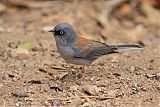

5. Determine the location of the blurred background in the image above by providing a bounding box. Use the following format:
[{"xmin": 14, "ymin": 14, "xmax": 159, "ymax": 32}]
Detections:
[
  {"xmin": 0, "ymin": 0, "xmax": 160, "ymax": 45},
  {"xmin": 0, "ymin": 0, "xmax": 160, "ymax": 107}
]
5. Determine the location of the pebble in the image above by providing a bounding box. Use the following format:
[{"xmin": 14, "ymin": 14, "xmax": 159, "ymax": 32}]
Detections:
[
  {"xmin": 156, "ymin": 73, "xmax": 160, "ymax": 81},
  {"xmin": 15, "ymin": 103, "xmax": 20, "ymax": 107},
  {"xmin": 12, "ymin": 91, "xmax": 28, "ymax": 98},
  {"xmin": 48, "ymin": 99, "xmax": 61, "ymax": 106},
  {"xmin": 130, "ymin": 66, "xmax": 136, "ymax": 72},
  {"xmin": 69, "ymin": 97, "xmax": 83, "ymax": 107},
  {"xmin": 24, "ymin": 61, "xmax": 34, "ymax": 69},
  {"xmin": 132, "ymin": 84, "xmax": 147, "ymax": 93},
  {"xmin": 82, "ymin": 85, "xmax": 100, "ymax": 96},
  {"xmin": 156, "ymin": 84, "xmax": 160, "ymax": 91},
  {"xmin": 107, "ymin": 90, "xmax": 117, "ymax": 97}
]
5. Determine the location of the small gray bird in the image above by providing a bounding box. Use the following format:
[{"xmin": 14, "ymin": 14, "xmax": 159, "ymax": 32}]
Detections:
[{"xmin": 49, "ymin": 23, "xmax": 142, "ymax": 74}]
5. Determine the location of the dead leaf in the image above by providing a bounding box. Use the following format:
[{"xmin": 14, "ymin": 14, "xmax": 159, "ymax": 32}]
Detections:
[{"xmin": 17, "ymin": 43, "xmax": 34, "ymax": 51}]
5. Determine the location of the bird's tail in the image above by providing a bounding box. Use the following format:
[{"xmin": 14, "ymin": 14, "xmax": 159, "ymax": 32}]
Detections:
[{"xmin": 111, "ymin": 44, "xmax": 143, "ymax": 50}]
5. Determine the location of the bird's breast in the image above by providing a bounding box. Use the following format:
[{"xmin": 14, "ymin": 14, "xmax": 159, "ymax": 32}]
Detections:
[
  {"xmin": 56, "ymin": 45, "xmax": 92, "ymax": 65},
  {"xmin": 57, "ymin": 45, "xmax": 74, "ymax": 59}
]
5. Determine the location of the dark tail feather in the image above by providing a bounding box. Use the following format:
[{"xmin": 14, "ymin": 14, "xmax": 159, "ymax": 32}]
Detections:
[{"xmin": 111, "ymin": 44, "xmax": 143, "ymax": 50}]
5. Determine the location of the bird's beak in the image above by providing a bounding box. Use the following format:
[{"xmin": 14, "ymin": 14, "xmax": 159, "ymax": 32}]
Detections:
[{"xmin": 48, "ymin": 28, "xmax": 55, "ymax": 32}]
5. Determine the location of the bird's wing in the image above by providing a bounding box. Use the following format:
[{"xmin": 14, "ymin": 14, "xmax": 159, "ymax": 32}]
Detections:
[{"xmin": 73, "ymin": 37, "xmax": 117, "ymax": 60}]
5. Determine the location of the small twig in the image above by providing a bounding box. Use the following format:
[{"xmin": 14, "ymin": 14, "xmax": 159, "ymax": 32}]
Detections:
[
  {"xmin": 48, "ymin": 95, "xmax": 114, "ymax": 101},
  {"xmin": 2, "ymin": 0, "xmax": 60, "ymax": 8},
  {"xmin": 51, "ymin": 66, "xmax": 67, "ymax": 70},
  {"xmin": 79, "ymin": 96, "xmax": 114, "ymax": 100}
]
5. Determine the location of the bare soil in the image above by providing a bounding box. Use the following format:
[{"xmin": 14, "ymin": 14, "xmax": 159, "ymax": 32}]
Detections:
[{"xmin": 0, "ymin": 1, "xmax": 160, "ymax": 107}]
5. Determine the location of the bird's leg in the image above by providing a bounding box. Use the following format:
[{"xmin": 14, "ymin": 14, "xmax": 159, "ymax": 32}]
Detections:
[{"xmin": 78, "ymin": 65, "xmax": 85, "ymax": 78}]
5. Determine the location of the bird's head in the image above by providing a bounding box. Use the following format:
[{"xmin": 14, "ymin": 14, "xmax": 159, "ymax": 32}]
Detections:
[{"xmin": 49, "ymin": 23, "xmax": 77, "ymax": 46}]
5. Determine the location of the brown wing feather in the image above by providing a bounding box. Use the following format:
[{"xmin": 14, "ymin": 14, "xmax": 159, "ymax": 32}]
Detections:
[{"xmin": 73, "ymin": 37, "xmax": 117, "ymax": 60}]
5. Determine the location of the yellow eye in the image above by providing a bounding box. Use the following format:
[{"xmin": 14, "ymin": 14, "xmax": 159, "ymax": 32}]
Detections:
[{"xmin": 59, "ymin": 31, "xmax": 64, "ymax": 35}]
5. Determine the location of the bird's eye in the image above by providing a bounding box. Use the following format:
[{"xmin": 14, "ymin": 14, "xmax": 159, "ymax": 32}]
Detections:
[{"xmin": 59, "ymin": 31, "xmax": 64, "ymax": 35}]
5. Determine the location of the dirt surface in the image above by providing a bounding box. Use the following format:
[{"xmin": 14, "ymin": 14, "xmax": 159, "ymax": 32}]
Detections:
[{"xmin": 0, "ymin": 1, "xmax": 160, "ymax": 107}]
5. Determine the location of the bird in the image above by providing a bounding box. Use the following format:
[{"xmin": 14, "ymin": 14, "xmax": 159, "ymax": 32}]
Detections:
[{"xmin": 48, "ymin": 23, "xmax": 142, "ymax": 77}]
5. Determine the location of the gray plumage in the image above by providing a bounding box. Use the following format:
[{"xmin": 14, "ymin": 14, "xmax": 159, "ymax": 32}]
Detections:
[{"xmin": 49, "ymin": 23, "xmax": 143, "ymax": 65}]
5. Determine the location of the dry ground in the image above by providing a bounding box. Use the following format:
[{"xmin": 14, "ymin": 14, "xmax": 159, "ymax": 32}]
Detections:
[{"xmin": 0, "ymin": 1, "xmax": 160, "ymax": 107}]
